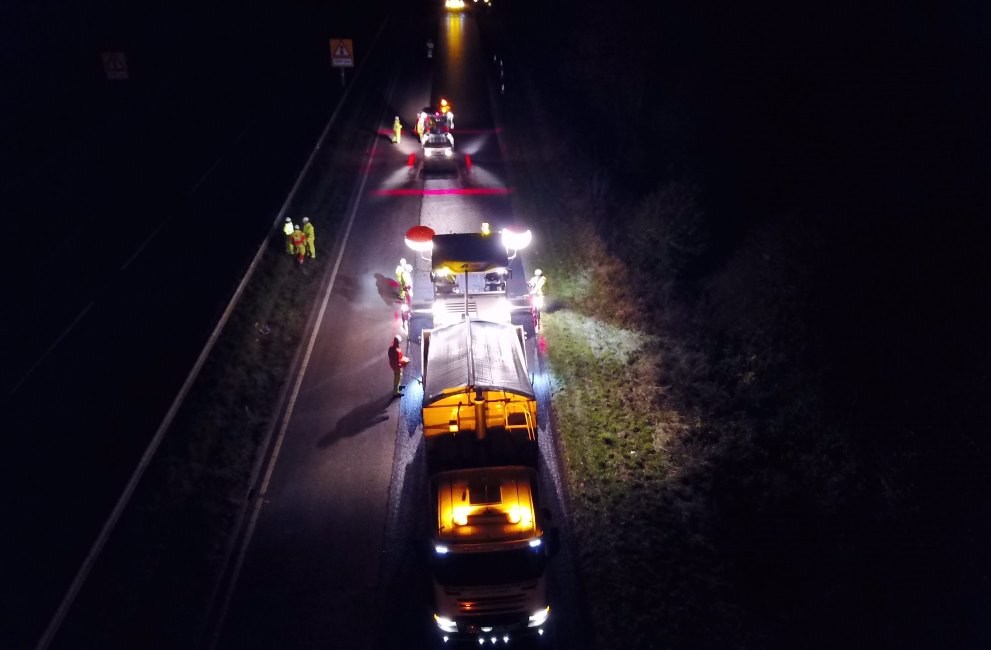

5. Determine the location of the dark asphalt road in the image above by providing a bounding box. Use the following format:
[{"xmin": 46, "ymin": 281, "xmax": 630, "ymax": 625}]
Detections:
[
  {"xmin": 0, "ymin": 3, "xmax": 388, "ymax": 648},
  {"xmin": 0, "ymin": 2, "xmax": 588, "ymax": 648},
  {"xmin": 210, "ymin": 7, "xmax": 587, "ymax": 650}
]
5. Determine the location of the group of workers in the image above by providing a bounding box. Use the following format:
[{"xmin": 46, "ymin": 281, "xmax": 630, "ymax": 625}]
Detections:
[
  {"xmin": 283, "ymin": 217, "xmax": 316, "ymax": 264},
  {"xmin": 392, "ymin": 99, "xmax": 456, "ymax": 146},
  {"xmin": 416, "ymin": 99, "xmax": 455, "ymax": 141}
]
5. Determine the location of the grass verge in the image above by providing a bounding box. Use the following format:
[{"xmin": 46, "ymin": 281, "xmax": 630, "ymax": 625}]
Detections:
[{"xmin": 63, "ymin": 112, "xmax": 365, "ymax": 649}]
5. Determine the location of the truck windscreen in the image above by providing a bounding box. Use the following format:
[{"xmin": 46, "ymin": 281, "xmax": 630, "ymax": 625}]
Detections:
[{"xmin": 432, "ymin": 546, "xmax": 546, "ymax": 586}]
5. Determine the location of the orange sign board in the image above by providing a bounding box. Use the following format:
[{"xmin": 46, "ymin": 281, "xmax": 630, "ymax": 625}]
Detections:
[{"xmin": 330, "ymin": 38, "xmax": 354, "ymax": 67}]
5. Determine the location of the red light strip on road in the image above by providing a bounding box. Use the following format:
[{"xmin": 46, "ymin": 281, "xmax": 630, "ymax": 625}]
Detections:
[
  {"xmin": 377, "ymin": 128, "xmax": 500, "ymax": 136},
  {"xmin": 449, "ymin": 128, "xmax": 502, "ymax": 134},
  {"xmin": 372, "ymin": 187, "xmax": 512, "ymax": 196}
]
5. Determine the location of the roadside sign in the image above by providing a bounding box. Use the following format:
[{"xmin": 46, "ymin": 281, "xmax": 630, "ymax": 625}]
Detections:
[
  {"xmin": 101, "ymin": 52, "xmax": 129, "ymax": 80},
  {"xmin": 330, "ymin": 39, "xmax": 354, "ymax": 68}
]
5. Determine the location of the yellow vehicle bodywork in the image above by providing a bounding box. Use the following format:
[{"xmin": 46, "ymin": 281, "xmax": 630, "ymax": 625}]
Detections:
[
  {"xmin": 421, "ymin": 320, "xmax": 536, "ymax": 444},
  {"xmin": 434, "ymin": 466, "xmax": 542, "ymax": 549}
]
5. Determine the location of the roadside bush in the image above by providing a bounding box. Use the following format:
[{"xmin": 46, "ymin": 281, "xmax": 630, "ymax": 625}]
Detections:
[{"xmin": 620, "ymin": 179, "xmax": 707, "ymax": 318}]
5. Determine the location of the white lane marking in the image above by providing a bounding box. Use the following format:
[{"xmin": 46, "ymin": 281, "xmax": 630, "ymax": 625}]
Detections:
[
  {"xmin": 32, "ymin": 18, "xmax": 389, "ymax": 650},
  {"xmin": 120, "ymin": 220, "xmax": 167, "ymax": 271},
  {"xmin": 204, "ymin": 93, "xmax": 395, "ymax": 650},
  {"xmin": 7, "ymin": 300, "xmax": 94, "ymax": 397},
  {"xmin": 202, "ymin": 20, "xmax": 395, "ymax": 650}
]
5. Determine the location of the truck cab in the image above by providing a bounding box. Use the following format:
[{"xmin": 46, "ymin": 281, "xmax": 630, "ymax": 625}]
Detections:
[{"xmin": 430, "ymin": 466, "xmax": 551, "ymax": 645}]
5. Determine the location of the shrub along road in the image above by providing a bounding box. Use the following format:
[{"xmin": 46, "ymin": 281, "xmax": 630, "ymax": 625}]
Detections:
[{"xmin": 486, "ymin": 1, "xmax": 990, "ymax": 649}]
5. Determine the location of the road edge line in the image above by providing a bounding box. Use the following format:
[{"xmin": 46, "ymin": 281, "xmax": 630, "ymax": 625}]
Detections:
[
  {"xmin": 202, "ymin": 27, "xmax": 398, "ymax": 650},
  {"xmin": 33, "ymin": 17, "xmax": 387, "ymax": 650}
]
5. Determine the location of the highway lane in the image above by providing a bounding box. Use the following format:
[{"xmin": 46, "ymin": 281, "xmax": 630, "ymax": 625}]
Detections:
[
  {"xmin": 0, "ymin": 7, "xmax": 388, "ymax": 649},
  {"xmin": 210, "ymin": 7, "xmax": 586, "ymax": 650},
  {"xmin": 1, "ymin": 95, "xmax": 328, "ymax": 650},
  {"xmin": 210, "ymin": 9, "xmax": 433, "ymax": 650}
]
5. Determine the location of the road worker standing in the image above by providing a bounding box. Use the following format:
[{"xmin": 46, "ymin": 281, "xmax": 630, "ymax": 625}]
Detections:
[
  {"xmin": 528, "ymin": 268, "xmax": 547, "ymax": 298},
  {"xmin": 283, "ymin": 217, "xmax": 295, "ymax": 254},
  {"xmin": 302, "ymin": 217, "xmax": 316, "ymax": 259},
  {"xmin": 528, "ymin": 268, "xmax": 547, "ymax": 330},
  {"xmin": 396, "ymin": 258, "xmax": 413, "ymax": 301},
  {"xmin": 439, "ymin": 98, "xmax": 454, "ymax": 129},
  {"xmin": 416, "ymin": 111, "xmax": 427, "ymax": 141},
  {"xmin": 388, "ymin": 335, "xmax": 410, "ymax": 396},
  {"xmin": 392, "ymin": 116, "xmax": 403, "ymax": 144},
  {"xmin": 290, "ymin": 223, "xmax": 307, "ymax": 264}
]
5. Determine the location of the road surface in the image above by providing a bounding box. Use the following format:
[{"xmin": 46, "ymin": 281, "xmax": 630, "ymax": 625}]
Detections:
[
  {"xmin": 210, "ymin": 7, "xmax": 586, "ymax": 650},
  {"xmin": 0, "ymin": 5, "xmax": 385, "ymax": 649}
]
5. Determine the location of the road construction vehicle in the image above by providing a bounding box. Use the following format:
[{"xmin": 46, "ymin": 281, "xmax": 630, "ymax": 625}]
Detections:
[
  {"xmin": 427, "ymin": 232, "xmax": 520, "ymax": 327},
  {"xmin": 406, "ymin": 226, "xmax": 550, "ymax": 645},
  {"xmin": 420, "ymin": 318, "xmax": 537, "ymax": 470},
  {"xmin": 430, "ymin": 466, "xmax": 552, "ymax": 645}
]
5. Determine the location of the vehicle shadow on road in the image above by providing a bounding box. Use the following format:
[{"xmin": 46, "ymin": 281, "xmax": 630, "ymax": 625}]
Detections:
[
  {"xmin": 374, "ymin": 273, "xmax": 402, "ymax": 306},
  {"xmin": 316, "ymin": 393, "xmax": 394, "ymax": 448}
]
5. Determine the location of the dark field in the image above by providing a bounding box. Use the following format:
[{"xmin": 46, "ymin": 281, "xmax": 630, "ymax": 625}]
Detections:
[{"xmin": 488, "ymin": 0, "xmax": 990, "ymax": 648}]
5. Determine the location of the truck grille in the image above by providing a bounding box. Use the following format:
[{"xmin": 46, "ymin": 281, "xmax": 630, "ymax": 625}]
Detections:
[
  {"xmin": 453, "ymin": 591, "xmax": 530, "ymax": 616},
  {"xmin": 441, "ymin": 300, "xmax": 477, "ymax": 315}
]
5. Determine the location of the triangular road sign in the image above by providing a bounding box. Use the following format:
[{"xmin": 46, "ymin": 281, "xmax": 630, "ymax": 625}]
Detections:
[
  {"xmin": 102, "ymin": 52, "xmax": 129, "ymax": 80},
  {"xmin": 330, "ymin": 39, "xmax": 354, "ymax": 68}
]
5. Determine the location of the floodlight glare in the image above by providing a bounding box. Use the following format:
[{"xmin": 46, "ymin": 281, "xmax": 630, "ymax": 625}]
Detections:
[{"xmin": 501, "ymin": 227, "xmax": 532, "ymax": 251}]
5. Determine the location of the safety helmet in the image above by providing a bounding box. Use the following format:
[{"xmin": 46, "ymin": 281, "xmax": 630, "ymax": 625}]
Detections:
[
  {"xmin": 534, "ymin": 269, "xmax": 543, "ymax": 276},
  {"xmin": 393, "ymin": 335, "xmax": 402, "ymax": 345},
  {"xmin": 285, "ymin": 217, "xmax": 292, "ymax": 223},
  {"xmin": 302, "ymin": 217, "xmax": 310, "ymax": 224},
  {"xmin": 395, "ymin": 115, "xmax": 400, "ymax": 120},
  {"xmin": 399, "ymin": 258, "xmax": 407, "ymax": 266}
]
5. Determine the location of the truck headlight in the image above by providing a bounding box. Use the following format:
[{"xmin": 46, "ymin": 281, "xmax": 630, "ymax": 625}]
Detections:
[
  {"xmin": 527, "ymin": 606, "xmax": 550, "ymax": 627},
  {"xmin": 435, "ymin": 614, "xmax": 458, "ymax": 633}
]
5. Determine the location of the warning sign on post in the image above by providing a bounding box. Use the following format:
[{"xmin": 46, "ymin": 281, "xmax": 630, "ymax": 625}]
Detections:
[
  {"xmin": 102, "ymin": 52, "xmax": 129, "ymax": 80},
  {"xmin": 330, "ymin": 39, "xmax": 354, "ymax": 68}
]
